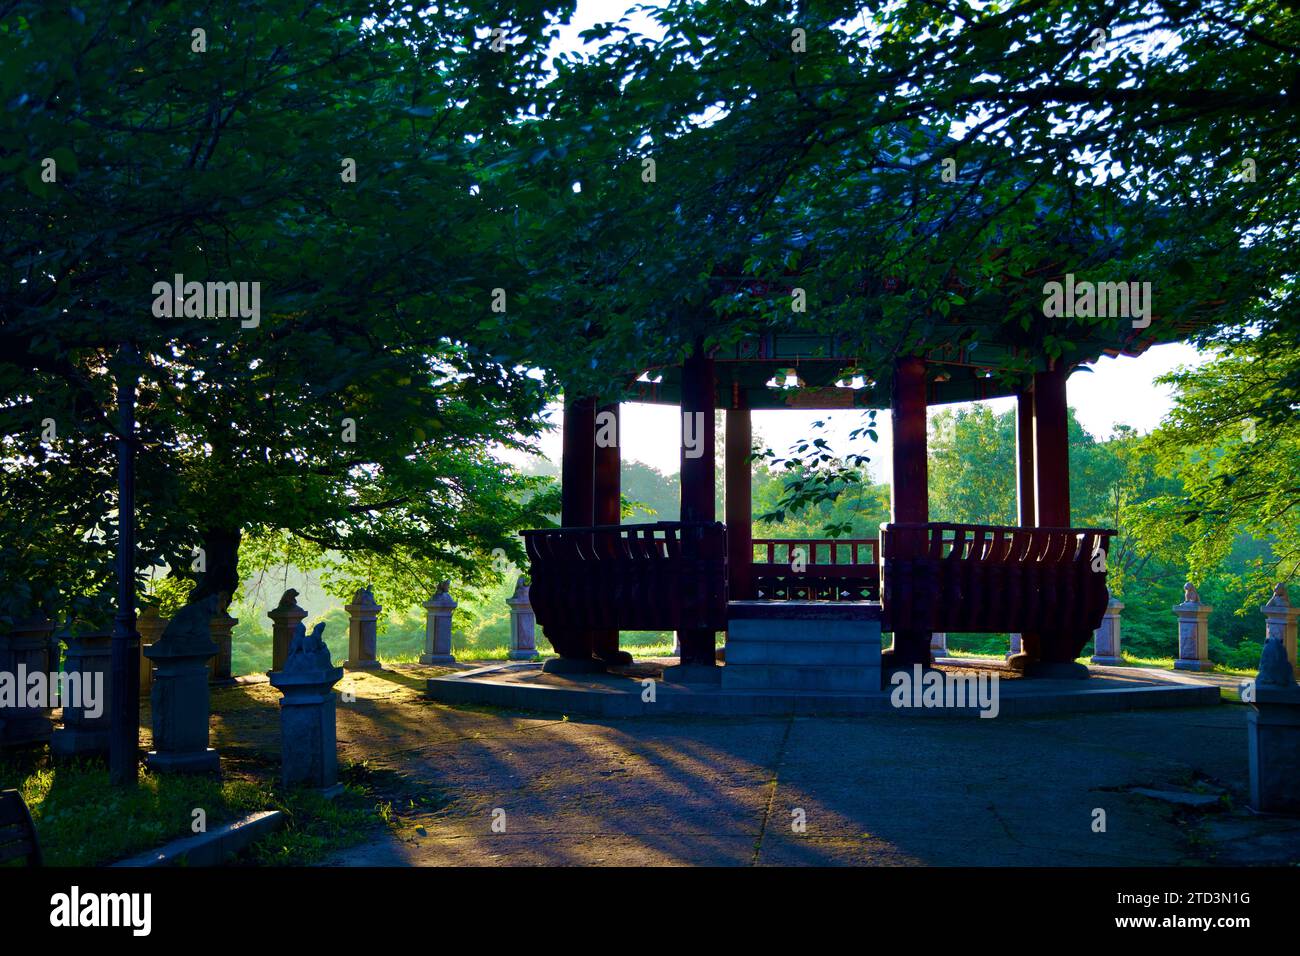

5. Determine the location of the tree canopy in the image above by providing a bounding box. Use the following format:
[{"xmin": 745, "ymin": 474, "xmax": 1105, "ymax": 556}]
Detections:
[
  {"xmin": 0, "ymin": 0, "xmax": 574, "ymax": 620},
  {"xmin": 1, "ymin": 0, "xmax": 1295, "ymax": 633}
]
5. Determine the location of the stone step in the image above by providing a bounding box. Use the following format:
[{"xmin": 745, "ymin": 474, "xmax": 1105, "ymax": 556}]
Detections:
[
  {"xmin": 727, "ymin": 618, "xmax": 881, "ymax": 644},
  {"xmin": 724, "ymin": 640, "xmax": 880, "ymax": 667},
  {"xmin": 722, "ymin": 663, "xmax": 880, "ymax": 693}
]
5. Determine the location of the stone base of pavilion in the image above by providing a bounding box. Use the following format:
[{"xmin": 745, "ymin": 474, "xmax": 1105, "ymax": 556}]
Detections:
[{"xmin": 426, "ymin": 657, "xmax": 1220, "ymax": 719}]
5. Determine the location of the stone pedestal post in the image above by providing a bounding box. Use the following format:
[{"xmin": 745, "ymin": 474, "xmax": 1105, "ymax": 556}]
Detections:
[
  {"xmin": 344, "ymin": 588, "xmax": 382, "ymax": 670},
  {"xmin": 1247, "ymin": 636, "xmax": 1300, "ymax": 813},
  {"xmin": 421, "ymin": 581, "xmax": 456, "ymax": 665},
  {"xmin": 0, "ymin": 613, "xmax": 55, "ymax": 747},
  {"xmin": 268, "ymin": 589, "xmax": 308, "ymax": 673},
  {"xmin": 269, "ymin": 622, "xmax": 344, "ymax": 790},
  {"xmin": 1262, "ymin": 583, "xmax": 1299, "ymax": 681},
  {"xmin": 1091, "ymin": 594, "xmax": 1125, "ymax": 665},
  {"xmin": 1006, "ymin": 633, "xmax": 1022, "ymax": 659},
  {"xmin": 929, "ymin": 632, "xmax": 948, "ymax": 657},
  {"xmin": 144, "ymin": 596, "xmax": 221, "ymax": 773},
  {"xmin": 506, "ymin": 577, "xmax": 537, "ymax": 661},
  {"xmin": 208, "ymin": 608, "xmax": 237, "ymax": 684},
  {"xmin": 1174, "ymin": 583, "xmax": 1213, "ymax": 672},
  {"xmin": 50, "ymin": 629, "xmax": 113, "ymax": 758},
  {"xmin": 136, "ymin": 607, "xmax": 168, "ymax": 698}
]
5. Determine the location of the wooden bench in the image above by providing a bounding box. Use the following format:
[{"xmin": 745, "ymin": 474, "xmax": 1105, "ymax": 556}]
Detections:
[
  {"xmin": 750, "ymin": 538, "xmax": 879, "ymax": 602},
  {"xmin": 881, "ymin": 522, "xmax": 1115, "ymax": 666},
  {"xmin": 0, "ymin": 789, "xmax": 42, "ymax": 867},
  {"xmin": 521, "ymin": 521, "xmax": 728, "ymax": 661}
]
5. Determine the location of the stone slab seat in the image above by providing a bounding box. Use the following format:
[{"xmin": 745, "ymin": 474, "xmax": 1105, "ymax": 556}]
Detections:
[
  {"xmin": 722, "ymin": 601, "xmax": 882, "ymax": 693},
  {"xmin": 880, "ymin": 522, "xmax": 1116, "ymax": 672}
]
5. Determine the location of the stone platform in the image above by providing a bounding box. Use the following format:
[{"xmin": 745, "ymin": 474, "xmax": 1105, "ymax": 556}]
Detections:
[
  {"xmin": 426, "ymin": 658, "xmax": 1220, "ymax": 719},
  {"xmin": 724, "ymin": 600, "xmax": 881, "ymax": 693}
]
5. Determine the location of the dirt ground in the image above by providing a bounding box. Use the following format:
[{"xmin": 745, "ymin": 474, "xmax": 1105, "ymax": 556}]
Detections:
[{"xmin": 203, "ymin": 665, "xmax": 1300, "ymax": 866}]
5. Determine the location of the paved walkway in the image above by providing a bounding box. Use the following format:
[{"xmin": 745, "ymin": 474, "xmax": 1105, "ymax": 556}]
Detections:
[{"xmin": 209, "ymin": 665, "xmax": 1298, "ymax": 866}]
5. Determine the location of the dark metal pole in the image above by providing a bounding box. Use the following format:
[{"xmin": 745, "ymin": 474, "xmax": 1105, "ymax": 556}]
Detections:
[{"xmin": 109, "ymin": 343, "xmax": 141, "ymax": 786}]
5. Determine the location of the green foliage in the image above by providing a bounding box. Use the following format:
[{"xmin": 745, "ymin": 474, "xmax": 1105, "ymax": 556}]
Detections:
[
  {"xmin": 928, "ymin": 406, "xmax": 1017, "ymax": 526},
  {"xmin": 1132, "ymin": 329, "xmax": 1300, "ymax": 605},
  {"xmin": 0, "ymin": 0, "xmax": 572, "ymax": 624},
  {"xmin": 520, "ymin": 0, "xmax": 1281, "ymax": 399},
  {"xmin": 755, "ymin": 413, "xmax": 883, "ymax": 537},
  {"xmin": 927, "ymin": 402, "xmax": 1273, "ymax": 662}
]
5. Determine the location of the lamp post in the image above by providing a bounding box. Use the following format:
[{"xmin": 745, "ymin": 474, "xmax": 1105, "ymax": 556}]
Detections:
[{"xmin": 109, "ymin": 343, "xmax": 141, "ymax": 786}]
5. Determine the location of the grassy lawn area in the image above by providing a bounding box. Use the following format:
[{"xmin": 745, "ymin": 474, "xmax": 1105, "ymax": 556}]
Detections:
[
  {"xmin": 0, "ymin": 748, "xmax": 395, "ymax": 867},
  {"xmin": 1119, "ymin": 653, "xmax": 1256, "ymax": 678}
]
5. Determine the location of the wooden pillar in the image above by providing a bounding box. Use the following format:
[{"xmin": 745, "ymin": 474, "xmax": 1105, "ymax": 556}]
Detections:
[
  {"xmin": 1015, "ymin": 386, "xmax": 1036, "ymax": 527},
  {"xmin": 1010, "ymin": 384, "xmax": 1037, "ymax": 667},
  {"xmin": 592, "ymin": 403, "xmax": 629, "ymax": 664},
  {"xmin": 1032, "ymin": 363, "xmax": 1070, "ymax": 527},
  {"xmin": 555, "ymin": 394, "xmax": 596, "ymax": 661},
  {"xmin": 888, "ymin": 355, "xmax": 932, "ymax": 667},
  {"xmin": 725, "ymin": 390, "xmax": 753, "ymax": 601},
  {"xmin": 678, "ymin": 345, "xmax": 717, "ymax": 666},
  {"xmin": 561, "ymin": 395, "xmax": 596, "ymax": 528},
  {"xmin": 891, "ymin": 357, "xmax": 929, "ymax": 525},
  {"xmin": 593, "ymin": 403, "xmax": 620, "ymax": 526}
]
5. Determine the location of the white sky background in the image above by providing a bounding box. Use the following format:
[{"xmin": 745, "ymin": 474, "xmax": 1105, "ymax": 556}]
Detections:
[{"xmin": 515, "ymin": 2, "xmax": 1211, "ymax": 480}]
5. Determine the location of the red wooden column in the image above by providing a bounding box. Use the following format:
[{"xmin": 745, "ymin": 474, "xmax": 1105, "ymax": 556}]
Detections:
[
  {"xmin": 887, "ymin": 355, "xmax": 932, "ymax": 668},
  {"xmin": 677, "ymin": 344, "xmax": 718, "ymax": 668},
  {"xmin": 1010, "ymin": 384, "xmax": 1037, "ymax": 665},
  {"xmin": 1029, "ymin": 361, "xmax": 1088, "ymax": 675},
  {"xmin": 552, "ymin": 393, "xmax": 596, "ymax": 662},
  {"xmin": 725, "ymin": 386, "xmax": 753, "ymax": 601},
  {"xmin": 592, "ymin": 403, "xmax": 630, "ymax": 664},
  {"xmin": 561, "ymin": 395, "xmax": 596, "ymax": 528},
  {"xmin": 1015, "ymin": 386, "xmax": 1036, "ymax": 528},
  {"xmin": 1032, "ymin": 362, "xmax": 1070, "ymax": 527}
]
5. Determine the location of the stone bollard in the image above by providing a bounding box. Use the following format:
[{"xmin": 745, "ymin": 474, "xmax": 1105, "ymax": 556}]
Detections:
[
  {"xmin": 268, "ymin": 589, "xmax": 308, "ymax": 673},
  {"xmin": 1246, "ymin": 635, "xmax": 1300, "ymax": 813},
  {"xmin": 930, "ymin": 632, "xmax": 948, "ymax": 658},
  {"xmin": 420, "ymin": 581, "xmax": 456, "ymax": 665},
  {"xmin": 50, "ymin": 628, "xmax": 113, "ymax": 758},
  {"xmin": 344, "ymin": 587, "xmax": 382, "ymax": 670},
  {"xmin": 269, "ymin": 621, "xmax": 344, "ymax": 790},
  {"xmin": 506, "ymin": 576, "xmax": 537, "ymax": 661},
  {"xmin": 208, "ymin": 606, "xmax": 237, "ymax": 684},
  {"xmin": 1174, "ymin": 582, "xmax": 1214, "ymax": 672},
  {"xmin": 144, "ymin": 595, "xmax": 221, "ymax": 773},
  {"xmin": 0, "ymin": 612, "xmax": 55, "ymax": 747},
  {"xmin": 1261, "ymin": 583, "xmax": 1299, "ymax": 680},
  {"xmin": 1091, "ymin": 593, "xmax": 1125, "ymax": 665},
  {"xmin": 136, "ymin": 607, "xmax": 168, "ymax": 698},
  {"xmin": 1006, "ymin": 633, "xmax": 1022, "ymax": 659}
]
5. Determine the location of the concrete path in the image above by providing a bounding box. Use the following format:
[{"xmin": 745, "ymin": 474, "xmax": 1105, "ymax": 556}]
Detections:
[{"xmin": 209, "ymin": 666, "xmax": 1299, "ymax": 867}]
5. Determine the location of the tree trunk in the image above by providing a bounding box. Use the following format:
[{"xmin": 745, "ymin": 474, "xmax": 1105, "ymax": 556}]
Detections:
[{"xmin": 190, "ymin": 527, "xmax": 241, "ymax": 607}]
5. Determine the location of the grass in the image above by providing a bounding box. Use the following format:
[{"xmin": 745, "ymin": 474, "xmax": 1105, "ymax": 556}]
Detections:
[
  {"xmin": 0, "ymin": 751, "xmax": 271, "ymax": 867},
  {"xmin": 234, "ymin": 627, "xmax": 679, "ymax": 672},
  {"xmin": 237, "ymin": 761, "xmax": 393, "ymax": 866},
  {"xmin": 943, "ymin": 644, "xmax": 1259, "ymax": 678},
  {"xmin": 1120, "ymin": 653, "xmax": 1256, "ymax": 677},
  {"xmin": 0, "ymin": 749, "xmax": 396, "ymax": 867}
]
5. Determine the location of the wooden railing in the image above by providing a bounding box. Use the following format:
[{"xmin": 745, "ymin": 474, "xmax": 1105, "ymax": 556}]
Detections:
[
  {"xmin": 748, "ymin": 538, "xmax": 879, "ymax": 602},
  {"xmin": 880, "ymin": 523, "xmax": 1115, "ymax": 659},
  {"xmin": 521, "ymin": 521, "xmax": 728, "ymax": 659}
]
